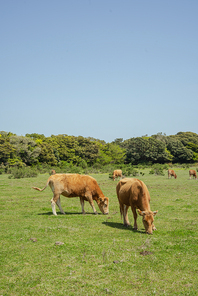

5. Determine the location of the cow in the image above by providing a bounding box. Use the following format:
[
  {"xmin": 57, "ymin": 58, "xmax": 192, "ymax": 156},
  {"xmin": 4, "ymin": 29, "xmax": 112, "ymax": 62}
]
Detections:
[
  {"xmin": 113, "ymin": 169, "xmax": 122, "ymax": 181},
  {"xmin": 189, "ymin": 170, "xmax": 197, "ymax": 179},
  {"xmin": 168, "ymin": 169, "xmax": 177, "ymax": 179},
  {"xmin": 32, "ymin": 173, "xmax": 109, "ymax": 216},
  {"xmin": 51, "ymin": 169, "xmax": 56, "ymax": 175},
  {"xmin": 116, "ymin": 178, "xmax": 158, "ymax": 234}
]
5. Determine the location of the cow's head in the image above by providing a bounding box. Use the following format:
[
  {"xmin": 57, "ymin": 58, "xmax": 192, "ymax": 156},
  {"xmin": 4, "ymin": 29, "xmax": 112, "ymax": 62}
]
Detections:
[
  {"xmin": 137, "ymin": 209, "xmax": 158, "ymax": 234},
  {"xmin": 98, "ymin": 197, "xmax": 109, "ymax": 215},
  {"xmin": 174, "ymin": 174, "xmax": 177, "ymax": 179}
]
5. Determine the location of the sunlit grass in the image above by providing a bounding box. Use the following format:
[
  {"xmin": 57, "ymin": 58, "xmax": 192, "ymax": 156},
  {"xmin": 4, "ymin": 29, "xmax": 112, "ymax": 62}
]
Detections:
[{"xmin": 0, "ymin": 168, "xmax": 198, "ymax": 295}]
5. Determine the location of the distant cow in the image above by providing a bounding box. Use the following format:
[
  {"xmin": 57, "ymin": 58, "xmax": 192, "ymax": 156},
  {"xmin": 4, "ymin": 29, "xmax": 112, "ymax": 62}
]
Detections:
[
  {"xmin": 33, "ymin": 174, "xmax": 109, "ymax": 216},
  {"xmin": 116, "ymin": 178, "xmax": 158, "ymax": 234},
  {"xmin": 168, "ymin": 169, "xmax": 177, "ymax": 179},
  {"xmin": 189, "ymin": 170, "xmax": 197, "ymax": 179},
  {"xmin": 113, "ymin": 169, "xmax": 122, "ymax": 181},
  {"xmin": 51, "ymin": 169, "xmax": 56, "ymax": 175}
]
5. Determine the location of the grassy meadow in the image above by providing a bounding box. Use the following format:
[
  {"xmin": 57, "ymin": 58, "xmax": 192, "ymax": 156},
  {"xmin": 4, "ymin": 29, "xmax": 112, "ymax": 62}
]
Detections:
[{"xmin": 0, "ymin": 167, "xmax": 198, "ymax": 295}]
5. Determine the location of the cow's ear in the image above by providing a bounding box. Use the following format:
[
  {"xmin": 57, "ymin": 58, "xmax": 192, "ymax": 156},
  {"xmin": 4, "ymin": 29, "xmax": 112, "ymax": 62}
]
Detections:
[
  {"xmin": 137, "ymin": 209, "xmax": 144, "ymax": 216},
  {"xmin": 153, "ymin": 211, "xmax": 158, "ymax": 216}
]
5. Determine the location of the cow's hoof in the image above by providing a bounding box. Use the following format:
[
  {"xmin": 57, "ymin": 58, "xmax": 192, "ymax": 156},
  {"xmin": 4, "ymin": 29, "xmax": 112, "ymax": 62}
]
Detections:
[
  {"xmin": 124, "ymin": 223, "xmax": 130, "ymax": 227},
  {"xmin": 94, "ymin": 211, "xmax": 98, "ymax": 215}
]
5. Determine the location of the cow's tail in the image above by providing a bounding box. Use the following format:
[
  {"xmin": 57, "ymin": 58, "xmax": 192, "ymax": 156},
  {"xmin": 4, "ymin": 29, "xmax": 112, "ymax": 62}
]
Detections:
[{"xmin": 32, "ymin": 180, "xmax": 49, "ymax": 192}]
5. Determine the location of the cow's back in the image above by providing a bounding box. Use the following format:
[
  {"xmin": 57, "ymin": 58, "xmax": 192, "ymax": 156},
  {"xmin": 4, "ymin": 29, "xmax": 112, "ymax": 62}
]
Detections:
[
  {"xmin": 189, "ymin": 170, "xmax": 197, "ymax": 178},
  {"xmin": 49, "ymin": 173, "xmax": 101, "ymax": 197},
  {"xmin": 117, "ymin": 178, "xmax": 150, "ymax": 209},
  {"xmin": 189, "ymin": 169, "xmax": 196, "ymax": 175}
]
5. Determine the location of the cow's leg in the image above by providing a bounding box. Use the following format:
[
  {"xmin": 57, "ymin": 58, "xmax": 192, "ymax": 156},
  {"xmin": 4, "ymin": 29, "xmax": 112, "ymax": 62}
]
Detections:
[
  {"xmin": 152, "ymin": 224, "xmax": 157, "ymax": 231},
  {"xmin": 123, "ymin": 205, "xmax": 130, "ymax": 226},
  {"xmin": 119, "ymin": 202, "xmax": 124, "ymax": 221},
  {"xmin": 51, "ymin": 193, "xmax": 60, "ymax": 216},
  {"xmin": 56, "ymin": 197, "xmax": 66, "ymax": 214},
  {"xmin": 131, "ymin": 206, "xmax": 138, "ymax": 230},
  {"xmin": 85, "ymin": 193, "xmax": 98, "ymax": 214},
  {"xmin": 80, "ymin": 197, "xmax": 86, "ymax": 214}
]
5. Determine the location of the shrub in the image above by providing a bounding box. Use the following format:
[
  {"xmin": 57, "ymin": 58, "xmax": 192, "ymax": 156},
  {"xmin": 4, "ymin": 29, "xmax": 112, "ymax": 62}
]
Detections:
[
  {"xmin": 149, "ymin": 168, "xmax": 155, "ymax": 175},
  {"xmin": 149, "ymin": 164, "xmax": 165, "ymax": 176},
  {"xmin": 122, "ymin": 165, "xmax": 139, "ymax": 177},
  {"xmin": 36, "ymin": 163, "xmax": 51, "ymax": 174},
  {"xmin": 0, "ymin": 163, "xmax": 6, "ymax": 174},
  {"xmin": 8, "ymin": 167, "xmax": 38, "ymax": 179},
  {"xmin": 109, "ymin": 173, "xmax": 113, "ymax": 180}
]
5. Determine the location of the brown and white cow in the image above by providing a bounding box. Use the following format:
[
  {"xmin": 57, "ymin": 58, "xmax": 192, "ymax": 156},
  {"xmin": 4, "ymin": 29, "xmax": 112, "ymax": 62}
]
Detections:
[
  {"xmin": 168, "ymin": 169, "xmax": 177, "ymax": 179},
  {"xmin": 189, "ymin": 170, "xmax": 197, "ymax": 179},
  {"xmin": 33, "ymin": 174, "xmax": 109, "ymax": 216},
  {"xmin": 116, "ymin": 178, "xmax": 158, "ymax": 234},
  {"xmin": 51, "ymin": 169, "xmax": 56, "ymax": 175},
  {"xmin": 113, "ymin": 169, "xmax": 122, "ymax": 181}
]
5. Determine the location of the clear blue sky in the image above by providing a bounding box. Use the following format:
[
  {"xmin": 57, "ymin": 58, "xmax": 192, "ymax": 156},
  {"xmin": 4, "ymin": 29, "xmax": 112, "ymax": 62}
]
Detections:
[{"xmin": 1, "ymin": 0, "xmax": 198, "ymax": 142}]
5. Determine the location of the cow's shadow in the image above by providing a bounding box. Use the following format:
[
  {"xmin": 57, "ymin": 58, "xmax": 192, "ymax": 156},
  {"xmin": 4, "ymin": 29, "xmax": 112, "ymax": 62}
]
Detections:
[
  {"xmin": 102, "ymin": 221, "xmax": 145, "ymax": 233},
  {"xmin": 38, "ymin": 211, "xmax": 102, "ymax": 216}
]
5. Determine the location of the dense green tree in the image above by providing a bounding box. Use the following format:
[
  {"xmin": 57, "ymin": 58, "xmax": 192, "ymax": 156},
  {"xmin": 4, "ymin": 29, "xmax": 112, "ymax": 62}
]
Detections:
[
  {"xmin": 75, "ymin": 136, "xmax": 99, "ymax": 165},
  {"xmin": 26, "ymin": 133, "xmax": 46, "ymax": 140},
  {"xmin": 96, "ymin": 142, "xmax": 125, "ymax": 165},
  {"xmin": 0, "ymin": 135, "xmax": 15, "ymax": 164},
  {"xmin": 124, "ymin": 137, "xmax": 172, "ymax": 164},
  {"xmin": 166, "ymin": 139, "xmax": 193, "ymax": 163},
  {"xmin": 111, "ymin": 138, "xmax": 124, "ymax": 146},
  {"xmin": 9, "ymin": 136, "xmax": 41, "ymax": 165},
  {"xmin": 1, "ymin": 130, "xmax": 198, "ymax": 168},
  {"xmin": 186, "ymin": 142, "xmax": 198, "ymax": 153},
  {"xmin": 37, "ymin": 142, "xmax": 58, "ymax": 166},
  {"xmin": 175, "ymin": 132, "xmax": 198, "ymax": 146}
]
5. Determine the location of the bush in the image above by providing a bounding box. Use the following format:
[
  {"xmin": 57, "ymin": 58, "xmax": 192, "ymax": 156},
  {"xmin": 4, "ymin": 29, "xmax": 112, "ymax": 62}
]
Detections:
[
  {"xmin": 8, "ymin": 167, "xmax": 38, "ymax": 179},
  {"xmin": 36, "ymin": 163, "xmax": 51, "ymax": 174},
  {"xmin": 149, "ymin": 164, "xmax": 165, "ymax": 176},
  {"xmin": 122, "ymin": 165, "xmax": 139, "ymax": 177},
  {"xmin": 149, "ymin": 168, "xmax": 155, "ymax": 175}
]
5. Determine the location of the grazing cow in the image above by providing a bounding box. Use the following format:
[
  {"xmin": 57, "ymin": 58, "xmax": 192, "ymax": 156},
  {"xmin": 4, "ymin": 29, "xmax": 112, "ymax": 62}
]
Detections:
[
  {"xmin": 113, "ymin": 169, "xmax": 122, "ymax": 181},
  {"xmin": 189, "ymin": 170, "xmax": 197, "ymax": 179},
  {"xmin": 51, "ymin": 169, "xmax": 56, "ymax": 175},
  {"xmin": 32, "ymin": 173, "xmax": 109, "ymax": 216},
  {"xmin": 168, "ymin": 169, "xmax": 177, "ymax": 179},
  {"xmin": 116, "ymin": 178, "xmax": 158, "ymax": 234}
]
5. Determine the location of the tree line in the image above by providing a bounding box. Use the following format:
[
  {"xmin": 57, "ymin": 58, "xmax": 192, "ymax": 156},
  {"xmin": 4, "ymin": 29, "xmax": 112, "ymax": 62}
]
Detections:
[{"xmin": 0, "ymin": 131, "xmax": 198, "ymax": 170}]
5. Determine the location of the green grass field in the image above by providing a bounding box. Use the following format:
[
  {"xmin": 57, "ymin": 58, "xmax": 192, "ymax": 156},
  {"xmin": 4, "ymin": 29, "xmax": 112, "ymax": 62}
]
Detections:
[{"xmin": 0, "ymin": 168, "xmax": 198, "ymax": 295}]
